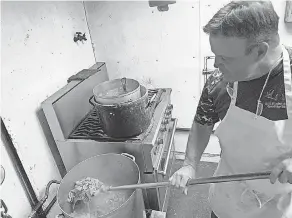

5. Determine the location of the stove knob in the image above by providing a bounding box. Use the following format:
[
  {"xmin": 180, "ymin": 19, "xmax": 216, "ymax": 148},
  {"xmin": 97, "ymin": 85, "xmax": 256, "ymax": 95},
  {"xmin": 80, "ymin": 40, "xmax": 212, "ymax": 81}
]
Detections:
[
  {"xmin": 165, "ymin": 113, "xmax": 172, "ymax": 119},
  {"xmin": 157, "ymin": 138, "xmax": 164, "ymax": 145},
  {"xmin": 160, "ymin": 125, "xmax": 167, "ymax": 132},
  {"xmin": 162, "ymin": 119, "xmax": 169, "ymax": 125},
  {"xmin": 153, "ymin": 146, "xmax": 158, "ymax": 155},
  {"xmin": 167, "ymin": 104, "xmax": 173, "ymax": 110},
  {"xmin": 166, "ymin": 110, "xmax": 172, "ymax": 116}
]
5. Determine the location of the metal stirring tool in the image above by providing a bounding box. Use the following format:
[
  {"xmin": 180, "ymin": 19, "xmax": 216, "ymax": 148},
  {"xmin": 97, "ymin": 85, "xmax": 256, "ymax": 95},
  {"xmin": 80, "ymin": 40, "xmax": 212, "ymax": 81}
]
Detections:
[{"xmin": 108, "ymin": 171, "xmax": 271, "ymax": 191}]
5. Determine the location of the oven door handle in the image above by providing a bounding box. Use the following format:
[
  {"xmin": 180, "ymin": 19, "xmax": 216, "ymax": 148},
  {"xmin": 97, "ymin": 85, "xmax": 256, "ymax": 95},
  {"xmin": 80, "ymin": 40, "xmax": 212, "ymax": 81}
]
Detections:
[{"xmin": 157, "ymin": 118, "xmax": 177, "ymax": 176}]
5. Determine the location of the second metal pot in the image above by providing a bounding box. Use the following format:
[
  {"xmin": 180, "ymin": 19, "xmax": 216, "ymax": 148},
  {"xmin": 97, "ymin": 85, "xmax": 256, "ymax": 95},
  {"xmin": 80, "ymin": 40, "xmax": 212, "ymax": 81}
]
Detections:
[
  {"xmin": 90, "ymin": 86, "xmax": 163, "ymax": 138},
  {"xmin": 93, "ymin": 78, "xmax": 141, "ymax": 105}
]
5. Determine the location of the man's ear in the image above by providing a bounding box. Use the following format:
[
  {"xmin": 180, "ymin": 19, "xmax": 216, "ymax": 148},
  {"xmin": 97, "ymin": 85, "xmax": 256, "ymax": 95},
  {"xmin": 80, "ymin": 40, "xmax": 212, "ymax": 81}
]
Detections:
[{"xmin": 255, "ymin": 42, "xmax": 269, "ymax": 62}]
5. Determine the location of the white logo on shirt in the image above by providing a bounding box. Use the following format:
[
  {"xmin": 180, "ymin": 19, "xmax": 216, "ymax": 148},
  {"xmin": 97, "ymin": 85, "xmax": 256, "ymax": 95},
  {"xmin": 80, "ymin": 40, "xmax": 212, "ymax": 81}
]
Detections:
[{"xmin": 265, "ymin": 102, "xmax": 286, "ymax": 109}]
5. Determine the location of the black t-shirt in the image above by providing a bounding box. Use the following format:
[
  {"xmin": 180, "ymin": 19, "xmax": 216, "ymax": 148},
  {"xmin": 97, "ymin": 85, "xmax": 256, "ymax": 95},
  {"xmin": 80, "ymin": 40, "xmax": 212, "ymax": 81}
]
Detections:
[{"xmin": 194, "ymin": 46, "xmax": 292, "ymax": 126}]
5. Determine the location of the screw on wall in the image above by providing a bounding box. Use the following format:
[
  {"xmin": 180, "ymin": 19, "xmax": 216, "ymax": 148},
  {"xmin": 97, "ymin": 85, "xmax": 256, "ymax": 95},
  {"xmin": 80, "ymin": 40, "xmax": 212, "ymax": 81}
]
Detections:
[{"xmin": 73, "ymin": 32, "xmax": 87, "ymax": 43}]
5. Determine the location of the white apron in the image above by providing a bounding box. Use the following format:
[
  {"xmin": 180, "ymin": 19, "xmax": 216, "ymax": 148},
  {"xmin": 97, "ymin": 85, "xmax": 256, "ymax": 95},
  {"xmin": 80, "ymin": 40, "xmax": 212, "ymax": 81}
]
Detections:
[{"xmin": 209, "ymin": 46, "xmax": 292, "ymax": 218}]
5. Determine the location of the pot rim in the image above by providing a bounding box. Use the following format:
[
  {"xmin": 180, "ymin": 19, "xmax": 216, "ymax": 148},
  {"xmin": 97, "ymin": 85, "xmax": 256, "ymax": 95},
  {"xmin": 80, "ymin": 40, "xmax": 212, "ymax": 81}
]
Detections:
[
  {"xmin": 56, "ymin": 153, "xmax": 141, "ymax": 218},
  {"xmin": 93, "ymin": 78, "xmax": 140, "ymax": 100},
  {"xmin": 94, "ymin": 85, "xmax": 148, "ymax": 107}
]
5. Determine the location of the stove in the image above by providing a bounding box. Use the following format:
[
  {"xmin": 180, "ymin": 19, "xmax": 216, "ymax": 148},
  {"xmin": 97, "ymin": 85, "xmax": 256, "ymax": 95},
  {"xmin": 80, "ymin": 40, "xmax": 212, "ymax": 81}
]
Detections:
[{"xmin": 42, "ymin": 62, "xmax": 177, "ymax": 215}]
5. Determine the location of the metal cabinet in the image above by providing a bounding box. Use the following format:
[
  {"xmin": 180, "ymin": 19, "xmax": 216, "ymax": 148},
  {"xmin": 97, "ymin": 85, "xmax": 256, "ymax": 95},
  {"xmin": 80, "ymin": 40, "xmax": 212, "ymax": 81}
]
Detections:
[{"xmin": 202, "ymin": 56, "xmax": 215, "ymax": 84}]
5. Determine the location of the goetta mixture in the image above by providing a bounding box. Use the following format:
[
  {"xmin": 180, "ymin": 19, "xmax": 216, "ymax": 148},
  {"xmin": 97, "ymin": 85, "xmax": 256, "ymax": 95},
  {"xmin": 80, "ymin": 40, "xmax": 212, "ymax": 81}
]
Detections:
[{"xmin": 67, "ymin": 177, "xmax": 127, "ymax": 217}]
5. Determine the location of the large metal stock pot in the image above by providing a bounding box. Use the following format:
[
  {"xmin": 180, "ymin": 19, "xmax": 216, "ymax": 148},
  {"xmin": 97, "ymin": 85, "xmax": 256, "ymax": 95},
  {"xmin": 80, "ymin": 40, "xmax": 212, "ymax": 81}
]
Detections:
[{"xmin": 57, "ymin": 153, "xmax": 140, "ymax": 218}]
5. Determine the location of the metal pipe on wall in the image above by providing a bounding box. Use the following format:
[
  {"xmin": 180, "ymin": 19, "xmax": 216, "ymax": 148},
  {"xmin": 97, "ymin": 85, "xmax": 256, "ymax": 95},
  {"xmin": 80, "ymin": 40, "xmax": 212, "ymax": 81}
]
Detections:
[
  {"xmin": 0, "ymin": 117, "xmax": 46, "ymax": 217},
  {"xmin": 28, "ymin": 180, "xmax": 60, "ymax": 218}
]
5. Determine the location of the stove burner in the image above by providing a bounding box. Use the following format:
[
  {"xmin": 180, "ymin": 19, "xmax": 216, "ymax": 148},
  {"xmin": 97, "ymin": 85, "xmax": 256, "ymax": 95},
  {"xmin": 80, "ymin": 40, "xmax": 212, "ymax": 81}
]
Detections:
[{"xmin": 69, "ymin": 89, "xmax": 160, "ymax": 142}]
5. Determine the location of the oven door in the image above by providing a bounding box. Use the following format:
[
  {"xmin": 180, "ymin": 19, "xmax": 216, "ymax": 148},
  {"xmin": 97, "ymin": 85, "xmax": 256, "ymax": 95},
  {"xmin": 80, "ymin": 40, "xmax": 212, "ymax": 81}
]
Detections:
[{"xmin": 155, "ymin": 118, "xmax": 177, "ymax": 212}]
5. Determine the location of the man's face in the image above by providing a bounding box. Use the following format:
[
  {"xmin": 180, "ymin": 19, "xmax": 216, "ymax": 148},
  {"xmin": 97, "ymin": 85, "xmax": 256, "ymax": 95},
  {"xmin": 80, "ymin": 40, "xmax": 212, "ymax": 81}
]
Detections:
[{"xmin": 209, "ymin": 35, "xmax": 259, "ymax": 82}]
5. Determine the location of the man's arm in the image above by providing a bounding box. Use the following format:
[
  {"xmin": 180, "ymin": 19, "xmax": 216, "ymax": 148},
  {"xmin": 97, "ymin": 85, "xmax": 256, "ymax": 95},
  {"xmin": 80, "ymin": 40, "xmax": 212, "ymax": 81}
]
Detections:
[
  {"xmin": 183, "ymin": 121, "xmax": 214, "ymax": 171},
  {"xmin": 169, "ymin": 70, "xmax": 222, "ymax": 193},
  {"xmin": 183, "ymin": 70, "xmax": 222, "ymax": 170}
]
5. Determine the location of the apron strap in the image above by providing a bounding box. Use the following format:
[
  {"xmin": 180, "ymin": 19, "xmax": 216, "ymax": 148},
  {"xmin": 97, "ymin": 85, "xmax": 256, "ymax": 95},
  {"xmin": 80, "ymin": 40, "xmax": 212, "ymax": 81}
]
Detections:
[
  {"xmin": 231, "ymin": 82, "xmax": 238, "ymax": 105},
  {"xmin": 282, "ymin": 45, "xmax": 292, "ymax": 116},
  {"xmin": 226, "ymin": 82, "xmax": 238, "ymax": 106}
]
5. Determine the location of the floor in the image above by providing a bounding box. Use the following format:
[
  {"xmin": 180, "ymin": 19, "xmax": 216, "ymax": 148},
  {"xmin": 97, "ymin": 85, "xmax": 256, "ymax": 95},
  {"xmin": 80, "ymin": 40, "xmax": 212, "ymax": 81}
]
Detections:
[
  {"xmin": 166, "ymin": 130, "xmax": 220, "ymax": 218},
  {"xmin": 174, "ymin": 131, "xmax": 221, "ymax": 161},
  {"xmin": 166, "ymin": 160, "xmax": 218, "ymax": 218}
]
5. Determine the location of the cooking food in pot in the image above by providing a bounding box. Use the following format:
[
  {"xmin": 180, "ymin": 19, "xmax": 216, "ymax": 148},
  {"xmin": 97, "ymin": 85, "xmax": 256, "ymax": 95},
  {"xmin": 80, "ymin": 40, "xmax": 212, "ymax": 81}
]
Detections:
[
  {"xmin": 93, "ymin": 78, "xmax": 141, "ymax": 105},
  {"xmin": 98, "ymin": 87, "xmax": 127, "ymax": 98},
  {"xmin": 98, "ymin": 77, "xmax": 128, "ymax": 98},
  {"xmin": 67, "ymin": 177, "xmax": 127, "ymax": 218}
]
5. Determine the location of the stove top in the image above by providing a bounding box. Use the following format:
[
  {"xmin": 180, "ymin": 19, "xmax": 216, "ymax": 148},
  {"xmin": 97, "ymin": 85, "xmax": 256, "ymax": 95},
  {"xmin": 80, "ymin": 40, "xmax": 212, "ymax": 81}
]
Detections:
[{"xmin": 69, "ymin": 89, "xmax": 160, "ymax": 142}]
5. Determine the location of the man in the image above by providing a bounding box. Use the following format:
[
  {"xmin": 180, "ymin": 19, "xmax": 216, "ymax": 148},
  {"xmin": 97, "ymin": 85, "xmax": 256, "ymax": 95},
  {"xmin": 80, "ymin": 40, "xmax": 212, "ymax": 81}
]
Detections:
[{"xmin": 169, "ymin": 1, "xmax": 292, "ymax": 218}]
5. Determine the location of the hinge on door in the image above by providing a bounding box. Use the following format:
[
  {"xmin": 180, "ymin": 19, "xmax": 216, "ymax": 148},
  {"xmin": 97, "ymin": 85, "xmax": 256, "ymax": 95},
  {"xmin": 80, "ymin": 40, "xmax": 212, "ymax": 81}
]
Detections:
[{"xmin": 0, "ymin": 166, "xmax": 5, "ymax": 185}]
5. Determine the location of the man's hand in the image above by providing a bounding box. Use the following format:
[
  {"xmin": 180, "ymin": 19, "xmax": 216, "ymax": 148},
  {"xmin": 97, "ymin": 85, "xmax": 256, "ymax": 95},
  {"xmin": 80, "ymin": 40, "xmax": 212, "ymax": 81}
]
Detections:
[
  {"xmin": 169, "ymin": 164, "xmax": 196, "ymax": 195},
  {"xmin": 270, "ymin": 158, "xmax": 292, "ymax": 184}
]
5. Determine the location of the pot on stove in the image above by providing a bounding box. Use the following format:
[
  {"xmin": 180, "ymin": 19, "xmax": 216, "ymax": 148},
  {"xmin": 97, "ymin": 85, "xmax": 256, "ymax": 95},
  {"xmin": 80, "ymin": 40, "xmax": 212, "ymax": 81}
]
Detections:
[{"xmin": 89, "ymin": 85, "xmax": 164, "ymax": 138}]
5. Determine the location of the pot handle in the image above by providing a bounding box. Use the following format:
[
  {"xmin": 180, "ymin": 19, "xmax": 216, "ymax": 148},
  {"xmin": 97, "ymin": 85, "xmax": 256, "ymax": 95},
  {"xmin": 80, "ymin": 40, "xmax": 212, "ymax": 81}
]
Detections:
[
  {"xmin": 121, "ymin": 77, "xmax": 127, "ymax": 92},
  {"xmin": 89, "ymin": 95, "xmax": 119, "ymax": 108},
  {"xmin": 0, "ymin": 165, "xmax": 5, "ymax": 185},
  {"xmin": 89, "ymin": 96, "xmax": 98, "ymax": 107},
  {"xmin": 28, "ymin": 180, "xmax": 61, "ymax": 218},
  {"xmin": 146, "ymin": 89, "xmax": 165, "ymax": 114},
  {"xmin": 121, "ymin": 153, "xmax": 136, "ymax": 162}
]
